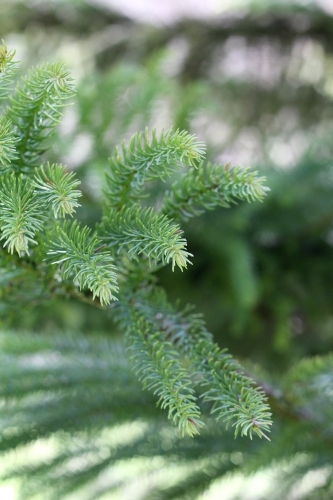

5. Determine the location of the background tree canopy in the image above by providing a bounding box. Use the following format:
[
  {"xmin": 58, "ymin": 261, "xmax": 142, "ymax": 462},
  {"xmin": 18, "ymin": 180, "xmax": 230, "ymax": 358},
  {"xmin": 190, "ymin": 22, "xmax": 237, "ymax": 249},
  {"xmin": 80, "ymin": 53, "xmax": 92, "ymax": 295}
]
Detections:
[{"xmin": 1, "ymin": 1, "xmax": 333, "ymax": 499}]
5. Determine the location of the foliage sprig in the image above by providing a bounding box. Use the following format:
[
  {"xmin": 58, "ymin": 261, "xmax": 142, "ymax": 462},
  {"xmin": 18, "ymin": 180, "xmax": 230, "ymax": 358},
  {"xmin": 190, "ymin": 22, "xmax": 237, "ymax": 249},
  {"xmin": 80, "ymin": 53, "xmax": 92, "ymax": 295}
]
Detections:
[
  {"xmin": 0, "ymin": 40, "xmax": 18, "ymax": 102},
  {"xmin": 105, "ymin": 128, "xmax": 206, "ymax": 209},
  {"xmin": 0, "ymin": 173, "xmax": 44, "ymax": 254},
  {"xmin": 34, "ymin": 163, "xmax": 82, "ymax": 218},
  {"xmin": 126, "ymin": 311, "xmax": 204, "ymax": 437},
  {"xmin": 0, "ymin": 116, "xmax": 18, "ymax": 167},
  {"xmin": 7, "ymin": 61, "xmax": 75, "ymax": 173},
  {"xmin": 47, "ymin": 221, "xmax": 118, "ymax": 305},
  {"xmin": 123, "ymin": 290, "xmax": 272, "ymax": 439},
  {"xmin": 0, "ymin": 41, "xmax": 273, "ymax": 441},
  {"xmin": 162, "ymin": 163, "xmax": 270, "ymax": 221},
  {"xmin": 99, "ymin": 205, "xmax": 193, "ymax": 271}
]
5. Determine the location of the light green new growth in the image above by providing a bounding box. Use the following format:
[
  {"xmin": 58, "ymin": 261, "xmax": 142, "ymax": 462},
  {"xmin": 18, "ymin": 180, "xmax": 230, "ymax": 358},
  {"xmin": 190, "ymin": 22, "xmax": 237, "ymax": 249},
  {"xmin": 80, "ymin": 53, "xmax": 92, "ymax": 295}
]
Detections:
[
  {"xmin": 162, "ymin": 163, "xmax": 270, "ymax": 221},
  {"xmin": 0, "ymin": 40, "xmax": 18, "ymax": 101},
  {"xmin": 105, "ymin": 128, "xmax": 206, "ymax": 209},
  {"xmin": 192, "ymin": 339, "xmax": 272, "ymax": 440},
  {"xmin": 120, "ymin": 293, "xmax": 272, "ymax": 440},
  {"xmin": 99, "ymin": 205, "xmax": 193, "ymax": 271},
  {"xmin": 34, "ymin": 163, "xmax": 82, "ymax": 218},
  {"xmin": 47, "ymin": 221, "xmax": 119, "ymax": 305},
  {"xmin": 0, "ymin": 173, "xmax": 44, "ymax": 254},
  {"xmin": 7, "ymin": 60, "xmax": 75, "ymax": 173},
  {"xmin": 0, "ymin": 116, "xmax": 18, "ymax": 167},
  {"xmin": 127, "ymin": 312, "xmax": 204, "ymax": 437}
]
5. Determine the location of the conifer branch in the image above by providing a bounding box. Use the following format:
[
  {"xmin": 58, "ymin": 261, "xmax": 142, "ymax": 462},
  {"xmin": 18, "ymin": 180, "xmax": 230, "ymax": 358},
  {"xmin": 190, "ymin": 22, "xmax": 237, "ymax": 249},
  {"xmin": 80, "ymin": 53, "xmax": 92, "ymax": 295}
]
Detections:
[
  {"xmin": 0, "ymin": 116, "xmax": 18, "ymax": 168},
  {"xmin": 34, "ymin": 163, "xmax": 82, "ymax": 218},
  {"xmin": 126, "ymin": 312, "xmax": 204, "ymax": 437},
  {"xmin": 178, "ymin": 313, "xmax": 272, "ymax": 440},
  {"xmin": 0, "ymin": 173, "xmax": 44, "ymax": 255},
  {"xmin": 105, "ymin": 128, "xmax": 206, "ymax": 209},
  {"xmin": 7, "ymin": 61, "xmax": 75, "ymax": 173},
  {"xmin": 0, "ymin": 41, "xmax": 273, "ymax": 445},
  {"xmin": 190, "ymin": 337, "xmax": 272, "ymax": 440},
  {"xmin": 99, "ymin": 205, "xmax": 193, "ymax": 271},
  {"xmin": 47, "ymin": 221, "xmax": 118, "ymax": 305},
  {"xmin": 0, "ymin": 40, "xmax": 18, "ymax": 102},
  {"xmin": 162, "ymin": 163, "xmax": 270, "ymax": 221},
  {"xmin": 128, "ymin": 293, "xmax": 272, "ymax": 440}
]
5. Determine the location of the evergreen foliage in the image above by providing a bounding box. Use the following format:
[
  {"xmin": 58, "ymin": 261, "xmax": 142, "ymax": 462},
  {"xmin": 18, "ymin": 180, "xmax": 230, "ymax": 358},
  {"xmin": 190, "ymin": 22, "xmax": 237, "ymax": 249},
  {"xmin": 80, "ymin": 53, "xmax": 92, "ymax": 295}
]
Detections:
[
  {"xmin": 47, "ymin": 221, "xmax": 118, "ymax": 306},
  {"xmin": 105, "ymin": 128, "xmax": 206, "ymax": 209},
  {"xmin": 0, "ymin": 172, "xmax": 44, "ymax": 254},
  {"xmin": 34, "ymin": 163, "xmax": 82, "ymax": 219},
  {"xmin": 162, "ymin": 163, "xmax": 270, "ymax": 222},
  {"xmin": 99, "ymin": 206, "xmax": 193, "ymax": 271},
  {"xmin": 1, "ymin": 329, "xmax": 333, "ymax": 500},
  {"xmin": 7, "ymin": 61, "xmax": 75, "ymax": 174},
  {"xmin": 2, "ymin": 2, "xmax": 333, "ymax": 494},
  {"xmin": 0, "ymin": 40, "xmax": 272, "ymax": 448}
]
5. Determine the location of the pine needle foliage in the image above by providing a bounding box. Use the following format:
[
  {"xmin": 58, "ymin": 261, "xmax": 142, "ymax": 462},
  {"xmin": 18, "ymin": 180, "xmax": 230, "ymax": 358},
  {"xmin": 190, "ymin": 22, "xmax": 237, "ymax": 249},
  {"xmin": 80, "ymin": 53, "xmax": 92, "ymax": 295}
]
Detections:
[
  {"xmin": 0, "ymin": 116, "xmax": 18, "ymax": 166},
  {"xmin": 117, "ymin": 289, "xmax": 272, "ymax": 440},
  {"xmin": 1, "ymin": 330, "xmax": 333, "ymax": 500},
  {"xmin": 0, "ymin": 172, "xmax": 44, "ymax": 254},
  {"xmin": 99, "ymin": 206, "xmax": 193, "ymax": 271},
  {"xmin": 105, "ymin": 128, "xmax": 206, "ymax": 209},
  {"xmin": 127, "ymin": 312, "xmax": 204, "ymax": 437},
  {"xmin": 0, "ymin": 40, "xmax": 17, "ymax": 101},
  {"xmin": 6, "ymin": 59, "xmax": 75, "ymax": 173},
  {"xmin": 47, "ymin": 221, "xmax": 118, "ymax": 306},
  {"xmin": 0, "ymin": 40, "xmax": 273, "ymax": 446},
  {"xmin": 162, "ymin": 163, "xmax": 270, "ymax": 222},
  {"xmin": 34, "ymin": 163, "xmax": 82, "ymax": 218}
]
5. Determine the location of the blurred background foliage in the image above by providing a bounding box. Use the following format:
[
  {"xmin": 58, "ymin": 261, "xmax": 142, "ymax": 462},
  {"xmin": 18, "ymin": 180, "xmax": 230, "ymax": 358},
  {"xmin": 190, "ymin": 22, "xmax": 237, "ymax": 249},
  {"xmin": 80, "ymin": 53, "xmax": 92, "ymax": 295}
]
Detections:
[{"xmin": 2, "ymin": 0, "xmax": 333, "ymax": 498}]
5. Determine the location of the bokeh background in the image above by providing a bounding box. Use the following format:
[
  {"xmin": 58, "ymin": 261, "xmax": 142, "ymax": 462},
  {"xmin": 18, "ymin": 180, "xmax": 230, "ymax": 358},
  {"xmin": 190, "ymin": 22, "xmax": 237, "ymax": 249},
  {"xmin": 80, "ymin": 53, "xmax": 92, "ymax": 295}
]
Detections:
[{"xmin": 1, "ymin": 0, "xmax": 333, "ymax": 498}]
